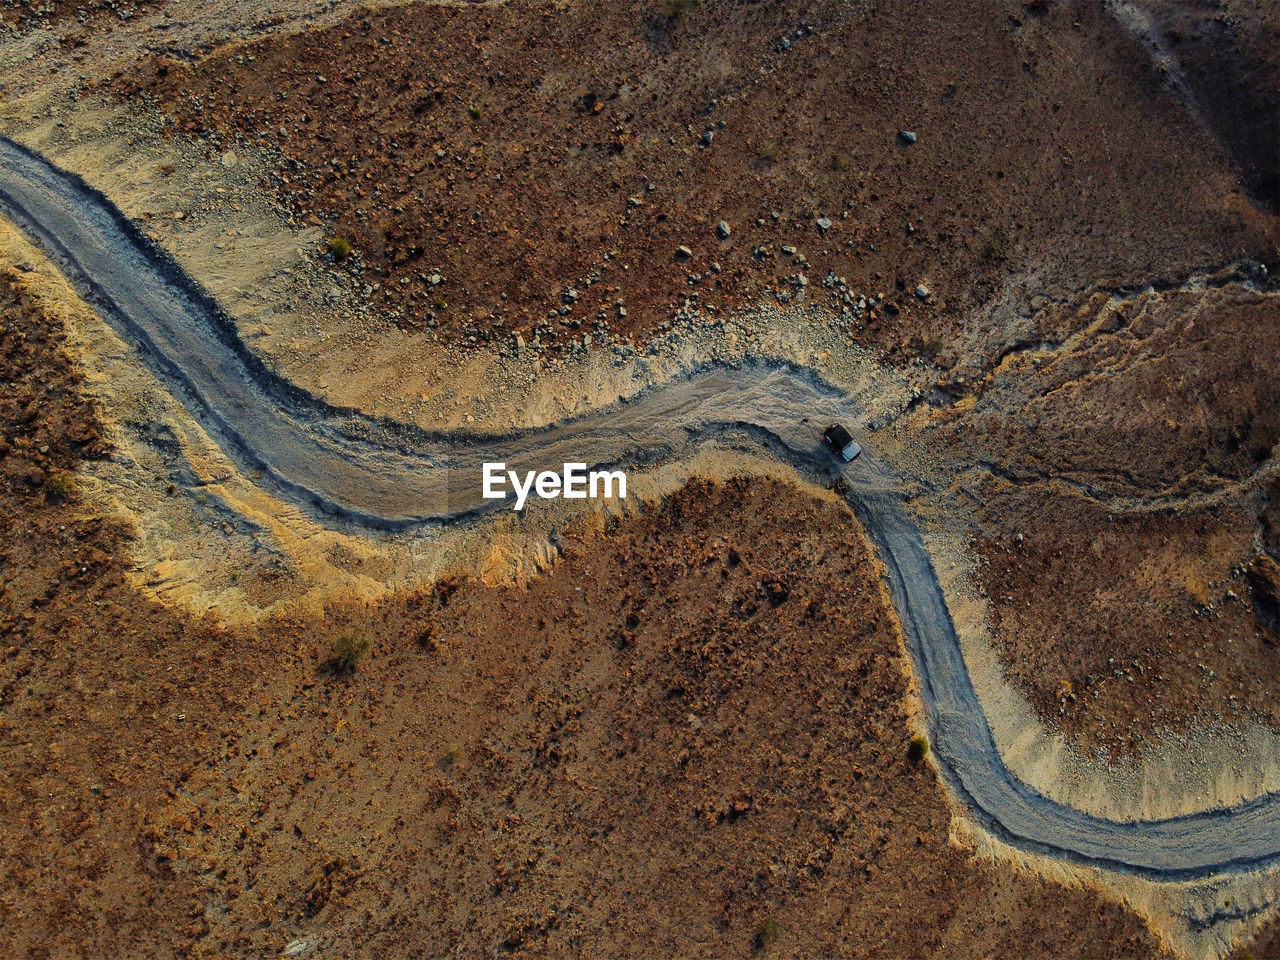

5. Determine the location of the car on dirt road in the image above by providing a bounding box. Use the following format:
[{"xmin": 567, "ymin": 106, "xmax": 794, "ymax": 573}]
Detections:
[{"xmin": 823, "ymin": 423, "xmax": 861, "ymax": 462}]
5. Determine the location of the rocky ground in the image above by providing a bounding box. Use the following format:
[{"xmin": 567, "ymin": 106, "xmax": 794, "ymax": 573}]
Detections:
[
  {"xmin": 1, "ymin": 0, "xmax": 162, "ymax": 33},
  {"xmin": 911, "ymin": 283, "xmax": 1280, "ymax": 756},
  {"xmin": 116, "ymin": 0, "xmax": 1274, "ymax": 366},
  {"xmin": 0, "ymin": 276, "xmax": 1187, "ymax": 957},
  {"xmin": 2, "ymin": 0, "xmax": 1280, "ymax": 956}
]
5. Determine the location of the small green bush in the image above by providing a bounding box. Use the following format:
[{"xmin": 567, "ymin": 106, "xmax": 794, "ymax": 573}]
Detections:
[
  {"xmin": 46, "ymin": 470, "xmax": 79, "ymax": 502},
  {"xmin": 331, "ymin": 632, "xmax": 370, "ymax": 672},
  {"xmin": 439, "ymin": 743, "xmax": 463, "ymax": 770},
  {"xmin": 467, "ymin": 104, "xmax": 483, "ymax": 120},
  {"xmin": 754, "ymin": 917, "xmax": 781, "ymax": 951},
  {"xmin": 327, "ymin": 235, "xmax": 353, "ymax": 261},
  {"xmin": 908, "ymin": 734, "xmax": 930, "ymax": 762}
]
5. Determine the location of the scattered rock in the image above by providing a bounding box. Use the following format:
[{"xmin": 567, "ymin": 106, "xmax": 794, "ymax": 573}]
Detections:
[
  {"xmin": 675, "ymin": 245, "xmax": 693, "ymax": 260},
  {"xmin": 915, "ymin": 283, "xmax": 931, "ymax": 299},
  {"xmin": 898, "ymin": 130, "xmax": 917, "ymax": 144},
  {"xmin": 716, "ymin": 220, "xmax": 731, "ymax": 240},
  {"xmin": 816, "ymin": 216, "xmax": 832, "ymax": 233}
]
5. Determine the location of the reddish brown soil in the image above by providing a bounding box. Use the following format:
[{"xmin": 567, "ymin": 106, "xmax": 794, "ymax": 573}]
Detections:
[
  {"xmin": 0, "ymin": 278, "xmax": 1171, "ymax": 957},
  {"xmin": 1229, "ymin": 916, "xmax": 1280, "ymax": 960},
  {"xmin": 1250, "ymin": 481, "xmax": 1280, "ymax": 636},
  {"xmin": 1136, "ymin": 0, "xmax": 1280, "ymax": 211},
  {"xmin": 954, "ymin": 287, "xmax": 1280, "ymax": 495},
  {"xmin": 939, "ymin": 286, "xmax": 1280, "ymax": 754},
  {"xmin": 0, "ymin": 275, "xmax": 108, "ymax": 493},
  {"xmin": 120, "ymin": 0, "xmax": 1275, "ymax": 356},
  {"xmin": 977, "ymin": 490, "xmax": 1276, "ymax": 754},
  {"xmin": 168, "ymin": 479, "xmax": 1165, "ymax": 959},
  {"xmin": 0, "ymin": 270, "xmax": 244, "ymax": 957}
]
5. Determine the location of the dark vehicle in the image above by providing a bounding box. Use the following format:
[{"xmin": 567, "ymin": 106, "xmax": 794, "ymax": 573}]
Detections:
[{"xmin": 823, "ymin": 423, "xmax": 861, "ymax": 462}]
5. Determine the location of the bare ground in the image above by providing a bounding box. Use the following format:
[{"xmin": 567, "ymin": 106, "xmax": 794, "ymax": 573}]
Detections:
[
  {"xmin": 0, "ymin": 275, "xmax": 1174, "ymax": 958},
  {"xmin": 1, "ymin": 1, "xmax": 1279, "ymax": 955},
  {"xmin": 116, "ymin": 0, "xmax": 1275, "ymax": 363},
  {"xmin": 919, "ymin": 284, "xmax": 1280, "ymax": 756}
]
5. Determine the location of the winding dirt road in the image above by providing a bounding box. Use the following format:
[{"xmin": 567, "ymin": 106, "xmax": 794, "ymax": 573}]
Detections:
[{"xmin": 2, "ymin": 134, "xmax": 1278, "ymax": 881}]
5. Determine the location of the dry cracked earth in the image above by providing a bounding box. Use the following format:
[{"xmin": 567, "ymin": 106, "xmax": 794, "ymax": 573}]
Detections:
[{"xmin": 2, "ymin": 0, "xmax": 1280, "ymax": 958}]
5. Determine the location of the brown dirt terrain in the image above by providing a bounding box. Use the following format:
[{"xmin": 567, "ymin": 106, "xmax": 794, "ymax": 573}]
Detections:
[
  {"xmin": 976, "ymin": 490, "xmax": 1275, "ymax": 754},
  {"xmin": 168, "ymin": 478, "xmax": 1167, "ymax": 960},
  {"xmin": 1251, "ymin": 481, "xmax": 1280, "ymax": 637},
  {"xmin": 949, "ymin": 286, "xmax": 1280, "ymax": 494},
  {"xmin": 1, "ymin": 0, "xmax": 164, "ymax": 36},
  {"xmin": 1228, "ymin": 917, "xmax": 1280, "ymax": 960},
  {"xmin": 119, "ymin": 0, "xmax": 1274, "ymax": 360},
  {"xmin": 0, "ymin": 270, "xmax": 242, "ymax": 957},
  {"xmin": 3, "ymin": 2, "xmax": 1280, "ymax": 955},
  {"xmin": 1134, "ymin": 0, "xmax": 1280, "ymax": 211},
  {"xmin": 927, "ymin": 285, "xmax": 1280, "ymax": 753},
  {"xmin": 0, "ymin": 276, "xmax": 1179, "ymax": 958}
]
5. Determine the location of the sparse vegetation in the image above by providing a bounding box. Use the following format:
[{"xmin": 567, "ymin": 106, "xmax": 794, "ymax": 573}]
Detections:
[
  {"xmin": 754, "ymin": 917, "xmax": 781, "ymax": 951},
  {"xmin": 439, "ymin": 743, "xmax": 463, "ymax": 770},
  {"xmin": 1183, "ymin": 570, "xmax": 1213, "ymax": 608},
  {"xmin": 908, "ymin": 734, "xmax": 930, "ymax": 762},
  {"xmin": 46, "ymin": 470, "xmax": 79, "ymax": 502},
  {"xmin": 758, "ymin": 140, "xmax": 780, "ymax": 163},
  {"xmin": 327, "ymin": 235, "xmax": 353, "ymax": 261},
  {"xmin": 661, "ymin": 0, "xmax": 700, "ymax": 17},
  {"xmin": 922, "ymin": 332, "xmax": 945, "ymax": 356},
  {"xmin": 330, "ymin": 631, "xmax": 371, "ymax": 672},
  {"xmin": 467, "ymin": 104, "xmax": 483, "ymax": 120},
  {"xmin": 982, "ymin": 224, "xmax": 1009, "ymax": 263}
]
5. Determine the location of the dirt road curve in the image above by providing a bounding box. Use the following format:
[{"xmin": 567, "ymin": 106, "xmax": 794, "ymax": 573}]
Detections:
[{"xmin": 2, "ymin": 134, "xmax": 1278, "ymax": 880}]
